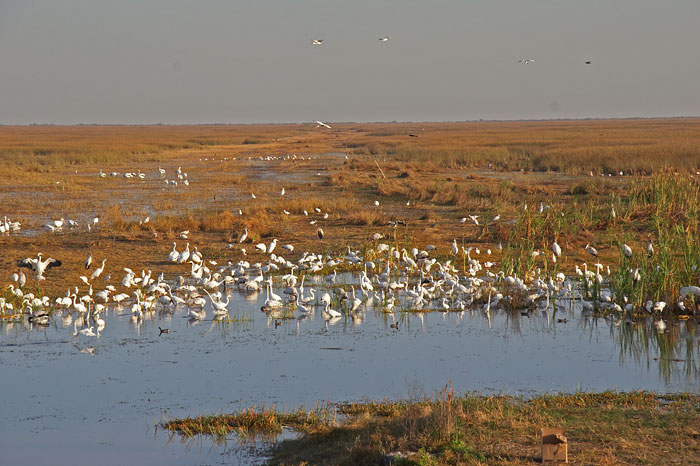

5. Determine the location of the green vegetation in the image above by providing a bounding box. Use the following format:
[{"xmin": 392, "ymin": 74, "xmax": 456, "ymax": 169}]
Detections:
[{"xmin": 163, "ymin": 389, "xmax": 700, "ymax": 465}]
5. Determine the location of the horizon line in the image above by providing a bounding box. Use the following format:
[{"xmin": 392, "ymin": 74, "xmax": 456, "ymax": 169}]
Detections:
[{"xmin": 1, "ymin": 115, "xmax": 699, "ymax": 127}]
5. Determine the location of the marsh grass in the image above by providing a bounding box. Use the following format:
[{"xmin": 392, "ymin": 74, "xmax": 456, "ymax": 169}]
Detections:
[
  {"xmin": 167, "ymin": 391, "xmax": 700, "ymax": 465},
  {"xmin": 163, "ymin": 403, "xmax": 337, "ymax": 441},
  {"xmin": 4, "ymin": 121, "xmax": 700, "ymax": 307}
]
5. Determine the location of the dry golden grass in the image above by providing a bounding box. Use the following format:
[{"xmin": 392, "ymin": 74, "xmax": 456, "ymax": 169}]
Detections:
[{"xmin": 2, "ymin": 119, "xmax": 700, "ymax": 299}]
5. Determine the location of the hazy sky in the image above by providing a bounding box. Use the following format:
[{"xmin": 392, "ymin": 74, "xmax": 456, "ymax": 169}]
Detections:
[{"xmin": 1, "ymin": 0, "xmax": 698, "ymax": 124}]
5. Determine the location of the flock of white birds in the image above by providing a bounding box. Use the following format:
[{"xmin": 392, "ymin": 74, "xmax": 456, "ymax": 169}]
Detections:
[
  {"xmin": 1, "ymin": 152, "xmax": 683, "ymax": 340},
  {"xmin": 0, "ymin": 216, "xmax": 21, "ymax": 234},
  {"xmin": 3, "ymin": 212, "xmax": 680, "ymax": 340}
]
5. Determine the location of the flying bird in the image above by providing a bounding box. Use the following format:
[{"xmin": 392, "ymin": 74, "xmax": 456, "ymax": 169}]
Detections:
[
  {"xmin": 17, "ymin": 253, "xmax": 62, "ymax": 280},
  {"xmin": 379, "ymin": 36, "xmax": 390, "ymax": 42},
  {"xmin": 517, "ymin": 59, "xmax": 534, "ymax": 64},
  {"xmin": 585, "ymin": 60, "xmax": 592, "ymax": 65},
  {"xmin": 311, "ymin": 39, "xmax": 324, "ymax": 45},
  {"xmin": 315, "ymin": 120, "xmax": 332, "ymax": 129}
]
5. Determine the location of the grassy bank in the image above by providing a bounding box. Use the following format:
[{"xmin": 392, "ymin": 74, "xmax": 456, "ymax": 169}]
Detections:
[{"xmin": 164, "ymin": 389, "xmax": 700, "ymax": 465}]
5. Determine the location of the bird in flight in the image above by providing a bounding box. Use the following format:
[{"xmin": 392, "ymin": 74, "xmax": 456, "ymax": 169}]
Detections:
[
  {"xmin": 315, "ymin": 120, "xmax": 332, "ymax": 129},
  {"xmin": 379, "ymin": 36, "xmax": 390, "ymax": 42},
  {"xmin": 517, "ymin": 59, "xmax": 534, "ymax": 64},
  {"xmin": 585, "ymin": 60, "xmax": 592, "ymax": 65},
  {"xmin": 311, "ymin": 39, "xmax": 324, "ymax": 45}
]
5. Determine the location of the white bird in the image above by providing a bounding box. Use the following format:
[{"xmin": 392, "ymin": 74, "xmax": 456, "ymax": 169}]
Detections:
[
  {"xmin": 322, "ymin": 298, "xmax": 342, "ymax": 319},
  {"xmin": 16, "ymin": 269, "xmax": 26, "ymax": 288},
  {"xmin": 517, "ymin": 58, "xmax": 534, "ymax": 64},
  {"xmin": 255, "ymin": 243, "xmax": 267, "ymax": 253},
  {"xmin": 84, "ymin": 252, "xmax": 93, "ymax": 270},
  {"xmin": 90, "ymin": 259, "xmax": 106, "ymax": 281},
  {"xmin": 168, "ymin": 242, "xmax": 179, "ymax": 262},
  {"xmin": 647, "ymin": 240, "xmax": 654, "ymax": 257},
  {"xmin": 379, "ymin": 36, "xmax": 390, "ymax": 42},
  {"xmin": 280, "ymin": 187, "xmax": 285, "ymax": 196},
  {"xmin": 178, "ymin": 243, "xmax": 190, "ymax": 263},
  {"xmin": 296, "ymin": 295, "xmax": 310, "ymax": 314},
  {"xmin": 268, "ymin": 238, "xmax": 278, "ymax": 254},
  {"xmin": 622, "ymin": 243, "xmax": 633, "ymax": 258},
  {"xmin": 78, "ymin": 326, "xmax": 97, "ymax": 337},
  {"xmin": 311, "ymin": 39, "xmax": 324, "ymax": 45},
  {"xmin": 17, "ymin": 253, "xmax": 62, "ymax": 280},
  {"xmin": 239, "ymin": 227, "xmax": 248, "ymax": 243},
  {"xmin": 315, "ymin": 120, "xmax": 332, "ymax": 129},
  {"xmin": 552, "ymin": 241, "xmax": 561, "ymax": 258},
  {"xmin": 204, "ymin": 290, "xmax": 230, "ymax": 315}
]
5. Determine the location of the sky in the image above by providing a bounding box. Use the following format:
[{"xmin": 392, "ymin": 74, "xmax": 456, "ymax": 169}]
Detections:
[{"xmin": 0, "ymin": 0, "xmax": 698, "ymax": 124}]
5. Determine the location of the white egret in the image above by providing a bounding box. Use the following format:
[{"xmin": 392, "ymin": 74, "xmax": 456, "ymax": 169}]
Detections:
[
  {"xmin": 552, "ymin": 241, "xmax": 561, "ymax": 258},
  {"xmin": 621, "ymin": 243, "xmax": 632, "ymax": 258},
  {"xmin": 90, "ymin": 259, "xmax": 106, "ymax": 281}
]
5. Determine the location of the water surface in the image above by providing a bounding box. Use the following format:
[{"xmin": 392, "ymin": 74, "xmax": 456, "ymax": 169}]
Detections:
[{"xmin": 1, "ymin": 283, "xmax": 698, "ymax": 465}]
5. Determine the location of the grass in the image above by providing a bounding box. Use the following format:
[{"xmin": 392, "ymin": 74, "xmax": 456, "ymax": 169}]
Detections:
[
  {"xmin": 3, "ymin": 121, "xmax": 700, "ymax": 463},
  {"xmin": 163, "ymin": 389, "xmax": 700, "ymax": 465},
  {"xmin": 163, "ymin": 403, "xmax": 337, "ymax": 441},
  {"xmin": 2, "ymin": 119, "xmax": 700, "ymax": 310}
]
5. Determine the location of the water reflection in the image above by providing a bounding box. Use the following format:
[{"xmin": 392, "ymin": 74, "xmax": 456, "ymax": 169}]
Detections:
[{"xmin": 612, "ymin": 317, "xmax": 699, "ymax": 385}]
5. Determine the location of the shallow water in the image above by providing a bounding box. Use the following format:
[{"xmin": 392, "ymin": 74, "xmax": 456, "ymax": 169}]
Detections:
[{"xmin": 1, "ymin": 280, "xmax": 698, "ymax": 465}]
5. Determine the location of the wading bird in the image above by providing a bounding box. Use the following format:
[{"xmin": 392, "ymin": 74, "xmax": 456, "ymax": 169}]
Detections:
[
  {"xmin": 90, "ymin": 259, "xmax": 106, "ymax": 281},
  {"xmin": 552, "ymin": 241, "xmax": 561, "ymax": 258},
  {"xmin": 622, "ymin": 243, "xmax": 633, "ymax": 258},
  {"xmin": 585, "ymin": 244, "xmax": 599, "ymax": 258}
]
